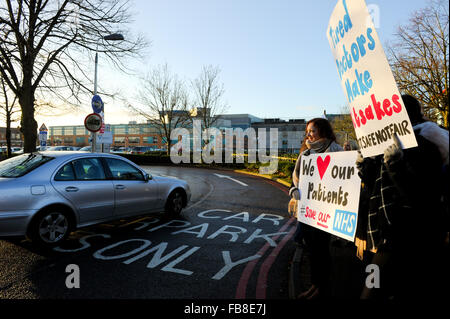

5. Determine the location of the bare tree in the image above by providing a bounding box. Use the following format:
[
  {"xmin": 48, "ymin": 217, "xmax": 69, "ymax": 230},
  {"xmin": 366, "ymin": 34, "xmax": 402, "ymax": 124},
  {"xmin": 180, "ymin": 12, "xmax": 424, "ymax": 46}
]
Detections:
[
  {"xmin": 387, "ymin": 0, "xmax": 449, "ymax": 128},
  {"xmin": 0, "ymin": 0, "xmax": 147, "ymax": 152},
  {"xmin": 191, "ymin": 65, "xmax": 228, "ymax": 130},
  {"xmin": 0, "ymin": 76, "xmax": 20, "ymax": 157},
  {"xmin": 131, "ymin": 64, "xmax": 191, "ymax": 154}
]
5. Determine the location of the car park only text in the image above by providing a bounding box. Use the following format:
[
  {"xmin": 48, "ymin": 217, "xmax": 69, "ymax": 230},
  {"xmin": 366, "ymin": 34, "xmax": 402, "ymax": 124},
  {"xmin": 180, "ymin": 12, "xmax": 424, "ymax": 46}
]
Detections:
[{"xmin": 55, "ymin": 209, "xmax": 292, "ymax": 281}]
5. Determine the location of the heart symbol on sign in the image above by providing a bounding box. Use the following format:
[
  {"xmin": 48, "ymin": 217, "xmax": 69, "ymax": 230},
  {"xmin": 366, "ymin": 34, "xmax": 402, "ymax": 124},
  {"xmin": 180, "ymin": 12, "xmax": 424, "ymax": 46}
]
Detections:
[{"xmin": 317, "ymin": 155, "xmax": 331, "ymax": 180}]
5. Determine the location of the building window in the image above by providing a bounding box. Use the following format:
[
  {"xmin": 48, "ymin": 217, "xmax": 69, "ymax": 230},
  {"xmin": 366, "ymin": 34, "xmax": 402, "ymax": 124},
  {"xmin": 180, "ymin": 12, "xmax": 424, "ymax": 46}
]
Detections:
[
  {"xmin": 76, "ymin": 137, "xmax": 86, "ymax": 144},
  {"xmin": 128, "ymin": 136, "xmax": 140, "ymax": 144},
  {"xmin": 63, "ymin": 127, "xmax": 74, "ymax": 135},
  {"xmin": 75, "ymin": 127, "xmax": 87, "ymax": 135},
  {"xmin": 52, "ymin": 128, "xmax": 63, "ymax": 136},
  {"xmin": 114, "ymin": 126, "xmax": 126, "ymax": 134},
  {"xmin": 142, "ymin": 126, "xmax": 158, "ymax": 134},
  {"xmin": 114, "ymin": 136, "xmax": 126, "ymax": 143},
  {"xmin": 128, "ymin": 126, "xmax": 140, "ymax": 134}
]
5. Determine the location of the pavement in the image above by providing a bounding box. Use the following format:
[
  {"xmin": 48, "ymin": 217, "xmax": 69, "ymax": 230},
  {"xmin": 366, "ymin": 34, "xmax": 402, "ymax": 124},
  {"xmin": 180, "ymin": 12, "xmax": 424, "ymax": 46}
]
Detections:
[
  {"xmin": 288, "ymin": 235, "xmax": 450, "ymax": 301},
  {"xmin": 288, "ymin": 238, "xmax": 368, "ymax": 300}
]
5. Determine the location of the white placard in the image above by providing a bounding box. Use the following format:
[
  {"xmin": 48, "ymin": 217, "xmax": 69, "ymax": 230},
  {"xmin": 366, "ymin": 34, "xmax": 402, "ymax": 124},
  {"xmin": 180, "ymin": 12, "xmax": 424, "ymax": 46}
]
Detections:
[
  {"xmin": 327, "ymin": 0, "xmax": 417, "ymax": 157},
  {"xmin": 297, "ymin": 151, "xmax": 361, "ymax": 241}
]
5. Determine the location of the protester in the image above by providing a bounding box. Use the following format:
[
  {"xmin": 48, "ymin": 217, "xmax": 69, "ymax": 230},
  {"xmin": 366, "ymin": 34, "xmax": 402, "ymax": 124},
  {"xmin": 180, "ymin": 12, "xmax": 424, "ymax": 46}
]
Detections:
[
  {"xmin": 356, "ymin": 94, "xmax": 448, "ymax": 300},
  {"xmin": 289, "ymin": 136, "xmax": 308, "ymax": 245},
  {"xmin": 290, "ymin": 117, "xmax": 343, "ymax": 299}
]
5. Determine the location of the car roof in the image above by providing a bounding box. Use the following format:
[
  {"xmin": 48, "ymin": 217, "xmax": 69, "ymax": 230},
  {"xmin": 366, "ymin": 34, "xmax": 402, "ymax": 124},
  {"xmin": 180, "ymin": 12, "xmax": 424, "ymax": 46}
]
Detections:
[
  {"xmin": 41, "ymin": 151, "xmax": 135, "ymax": 166},
  {"xmin": 11, "ymin": 152, "xmax": 140, "ymax": 179},
  {"xmin": 38, "ymin": 151, "xmax": 119, "ymax": 157}
]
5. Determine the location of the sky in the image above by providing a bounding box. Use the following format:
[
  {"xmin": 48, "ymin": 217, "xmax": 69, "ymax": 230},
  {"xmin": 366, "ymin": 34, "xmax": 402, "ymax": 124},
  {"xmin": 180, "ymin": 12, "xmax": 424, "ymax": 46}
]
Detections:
[{"xmin": 35, "ymin": 0, "xmax": 433, "ymax": 127}]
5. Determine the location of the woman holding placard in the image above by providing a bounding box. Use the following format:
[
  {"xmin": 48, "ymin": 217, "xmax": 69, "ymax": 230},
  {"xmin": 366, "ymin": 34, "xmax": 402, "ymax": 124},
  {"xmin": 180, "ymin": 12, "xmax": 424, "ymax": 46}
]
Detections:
[{"xmin": 290, "ymin": 117, "xmax": 343, "ymax": 299}]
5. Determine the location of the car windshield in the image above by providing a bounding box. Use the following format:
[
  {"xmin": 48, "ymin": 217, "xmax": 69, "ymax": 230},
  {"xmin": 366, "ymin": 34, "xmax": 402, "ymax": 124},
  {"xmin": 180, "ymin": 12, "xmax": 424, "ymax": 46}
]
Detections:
[{"xmin": 0, "ymin": 153, "xmax": 54, "ymax": 177}]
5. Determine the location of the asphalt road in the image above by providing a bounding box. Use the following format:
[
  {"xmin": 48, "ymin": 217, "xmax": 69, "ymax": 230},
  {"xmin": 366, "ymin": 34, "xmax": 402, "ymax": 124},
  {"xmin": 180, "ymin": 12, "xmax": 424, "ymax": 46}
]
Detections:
[{"xmin": 0, "ymin": 165, "xmax": 295, "ymax": 299}]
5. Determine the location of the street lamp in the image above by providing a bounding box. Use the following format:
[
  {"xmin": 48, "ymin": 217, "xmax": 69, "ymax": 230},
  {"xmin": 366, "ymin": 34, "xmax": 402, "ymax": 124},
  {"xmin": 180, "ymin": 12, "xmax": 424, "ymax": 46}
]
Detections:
[{"xmin": 91, "ymin": 33, "xmax": 125, "ymax": 153}]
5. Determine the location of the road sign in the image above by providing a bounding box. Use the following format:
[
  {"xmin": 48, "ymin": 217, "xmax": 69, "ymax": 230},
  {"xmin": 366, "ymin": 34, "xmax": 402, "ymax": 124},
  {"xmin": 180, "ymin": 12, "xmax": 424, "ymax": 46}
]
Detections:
[
  {"xmin": 96, "ymin": 131, "xmax": 113, "ymax": 144},
  {"xmin": 39, "ymin": 123, "xmax": 48, "ymax": 132},
  {"xmin": 84, "ymin": 113, "xmax": 103, "ymax": 132},
  {"xmin": 91, "ymin": 95, "xmax": 104, "ymax": 114},
  {"xmin": 39, "ymin": 131, "xmax": 47, "ymax": 142},
  {"xmin": 39, "ymin": 123, "xmax": 48, "ymax": 146}
]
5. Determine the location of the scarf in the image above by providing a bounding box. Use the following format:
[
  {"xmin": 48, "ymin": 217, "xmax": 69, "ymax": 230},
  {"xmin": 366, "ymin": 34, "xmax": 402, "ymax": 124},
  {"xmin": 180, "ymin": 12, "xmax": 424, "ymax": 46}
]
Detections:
[
  {"xmin": 305, "ymin": 138, "xmax": 332, "ymax": 154},
  {"xmin": 292, "ymin": 138, "xmax": 333, "ymax": 187}
]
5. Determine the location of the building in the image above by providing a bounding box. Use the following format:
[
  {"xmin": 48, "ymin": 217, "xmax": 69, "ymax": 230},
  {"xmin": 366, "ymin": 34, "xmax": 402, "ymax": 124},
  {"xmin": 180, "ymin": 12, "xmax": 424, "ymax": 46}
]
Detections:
[
  {"xmin": 48, "ymin": 113, "xmax": 310, "ymax": 154},
  {"xmin": 217, "ymin": 114, "xmax": 263, "ymax": 129},
  {"xmin": 49, "ymin": 122, "xmax": 165, "ymax": 150},
  {"xmin": 0, "ymin": 127, "xmax": 23, "ymax": 147},
  {"xmin": 323, "ymin": 110, "xmax": 345, "ymax": 123},
  {"xmin": 251, "ymin": 118, "xmax": 306, "ymax": 153},
  {"xmin": 49, "ymin": 118, "xmax": 233, "ymax": 151}
]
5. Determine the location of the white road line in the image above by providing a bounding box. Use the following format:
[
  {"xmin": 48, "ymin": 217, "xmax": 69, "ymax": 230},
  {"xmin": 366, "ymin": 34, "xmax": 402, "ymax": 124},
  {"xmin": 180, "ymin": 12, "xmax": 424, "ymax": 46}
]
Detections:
[
  {"xmin": 185, "ymin": 178, "xmax": 214, "ymax": 210},
  {"xmin": 213, "ymin": 173, "xmax": 248, "ymax": 187}
]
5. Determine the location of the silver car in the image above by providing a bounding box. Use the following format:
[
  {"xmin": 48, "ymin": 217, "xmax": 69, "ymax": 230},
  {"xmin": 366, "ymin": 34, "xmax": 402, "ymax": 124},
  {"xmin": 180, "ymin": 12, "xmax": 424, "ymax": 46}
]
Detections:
[{"xmin": 0, "ymin": 152, "xmax": 191, "ymax": 247}]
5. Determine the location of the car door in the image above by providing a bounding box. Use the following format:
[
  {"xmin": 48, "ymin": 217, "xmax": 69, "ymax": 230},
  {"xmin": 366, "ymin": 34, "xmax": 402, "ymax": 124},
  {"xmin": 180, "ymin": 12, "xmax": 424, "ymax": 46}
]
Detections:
[
  {"xmin": 103, "ymin": 157, "xmax": 160, "ymax": 217},
  {"xmin": 52, "ymin": 157, "xmax": 114, "ymax": 224}
]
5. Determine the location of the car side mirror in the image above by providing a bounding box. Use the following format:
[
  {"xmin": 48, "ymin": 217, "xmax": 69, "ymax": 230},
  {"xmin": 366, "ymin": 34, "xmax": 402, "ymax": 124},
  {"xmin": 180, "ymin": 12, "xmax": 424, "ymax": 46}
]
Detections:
[{"xmin": 145, "ymin": 173, "xmax": 152, "ymax": 181}]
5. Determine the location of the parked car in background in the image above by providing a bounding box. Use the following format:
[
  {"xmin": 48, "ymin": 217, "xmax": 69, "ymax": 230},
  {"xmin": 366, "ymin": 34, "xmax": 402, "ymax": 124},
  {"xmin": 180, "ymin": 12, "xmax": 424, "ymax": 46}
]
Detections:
[
  {"xmin": 110, "ymin": 147, "xmax": 128, "ymax": 154},
  {"xmin": 46, "ymin": 146, "xmax": 80, "ymax": 151},
  {"xmin": 78, "ymin": 146, "xmax": 91, "ymax": 152},
  {"xmin": 0, "ymin": 147, "xmax": 23, "ymax": 154},
  {"xmin": 0, "ymin": 152, "xmax": 191, "ymax": 247},
  {"xmin": 129, "ymin": 146, "xmax": 154, "ymax": 154}
]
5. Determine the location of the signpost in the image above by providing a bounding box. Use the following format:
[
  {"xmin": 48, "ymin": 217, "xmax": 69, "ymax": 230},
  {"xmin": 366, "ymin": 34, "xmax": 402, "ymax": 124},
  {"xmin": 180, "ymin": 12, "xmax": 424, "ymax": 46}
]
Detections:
[
  {"xmin": 91, "ymin": 95, "xmax": 104, "ymax": 114},
  {"xmin": 85, "ymin": 113, "xmax": 102, "ymax": 133},
  {"xmin": 39, "ymin": 123, "xmax": 48, "ymax": 149},
  {"xmin": 91, "ymin": 94, "xmax": 107, "ymax": 152},
  {"xmin": 90, "ymin": 95, "xmax": 104, "ymax": 153},
  {"xmin": 85, "ymin": 113, "xmax": 102, "ymax": 152}
]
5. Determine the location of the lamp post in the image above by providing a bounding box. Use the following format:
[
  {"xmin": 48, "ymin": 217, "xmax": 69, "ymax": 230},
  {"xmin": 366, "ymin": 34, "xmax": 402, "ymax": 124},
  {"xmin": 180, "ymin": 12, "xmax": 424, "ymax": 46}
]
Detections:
[{"xmin": 91, "ymin": 33, "xmax": 125, "ymax": 153}]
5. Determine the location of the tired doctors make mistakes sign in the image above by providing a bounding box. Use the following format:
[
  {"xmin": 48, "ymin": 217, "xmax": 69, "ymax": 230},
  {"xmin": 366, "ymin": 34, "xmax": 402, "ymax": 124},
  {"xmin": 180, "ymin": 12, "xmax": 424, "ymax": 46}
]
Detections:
[
  {"xmin": 298, "ymin": 151, "xmax": 361, "ymax": 241},
  {"xmin": 327, "ymin": 0, "xmax": 417, "ymax": 157}
]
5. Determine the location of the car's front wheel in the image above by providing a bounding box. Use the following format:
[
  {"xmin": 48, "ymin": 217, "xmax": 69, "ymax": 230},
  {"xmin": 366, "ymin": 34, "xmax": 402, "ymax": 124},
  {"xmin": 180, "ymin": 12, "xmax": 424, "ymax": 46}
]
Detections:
[
  {"xmin": 165, "ymin": 190, "xmax": 184, "ymax": 217},
  {"xmin": 28, "ymin": 209, "xmax": 72, "ymax": 247}
]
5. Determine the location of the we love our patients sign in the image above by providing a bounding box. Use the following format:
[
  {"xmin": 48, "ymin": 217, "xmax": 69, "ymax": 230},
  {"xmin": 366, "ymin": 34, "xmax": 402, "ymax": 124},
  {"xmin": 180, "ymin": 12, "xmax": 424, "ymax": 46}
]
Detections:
[
  {"xmin": 327, "ymin": 0, "xmax": 417, "ymax": 157},
  {"xmin": 298, "ymin": 151, "xmax": 361, "ymax": 241}
]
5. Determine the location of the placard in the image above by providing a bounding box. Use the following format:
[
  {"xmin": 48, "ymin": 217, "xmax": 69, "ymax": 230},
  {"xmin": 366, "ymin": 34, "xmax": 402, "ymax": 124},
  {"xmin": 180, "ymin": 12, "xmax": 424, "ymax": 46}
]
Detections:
[
  {"xmin": 297, "ymin": 151, "xmax": 361, "ymax": 241},
  {"xmin": 327, "ymin": 0, "xmax": 417, "ymax": 157}
]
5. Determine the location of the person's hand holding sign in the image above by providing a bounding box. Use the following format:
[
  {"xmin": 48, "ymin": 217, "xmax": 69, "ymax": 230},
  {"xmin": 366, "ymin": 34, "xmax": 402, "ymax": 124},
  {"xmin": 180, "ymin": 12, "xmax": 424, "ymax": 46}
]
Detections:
[
  {"xmin": 289, "ymin": 187, "xmax": 301, "ymax": 200},
  {"xmin": 383, "ymin": 133, "xmax": 404, "ymax": 165}
]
